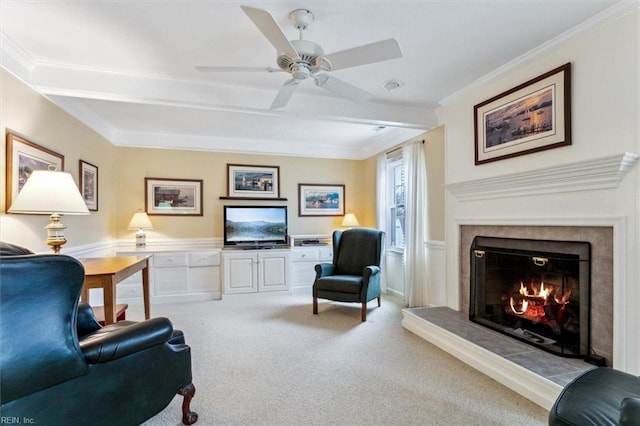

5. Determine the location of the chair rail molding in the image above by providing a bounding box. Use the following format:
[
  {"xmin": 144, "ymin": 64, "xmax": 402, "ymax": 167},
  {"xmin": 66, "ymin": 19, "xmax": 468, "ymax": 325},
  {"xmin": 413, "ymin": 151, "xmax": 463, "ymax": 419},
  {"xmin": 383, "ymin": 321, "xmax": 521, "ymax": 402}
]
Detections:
[{"xmin": 446, "ymin": 153, "xmax": 639, "ymax": 201}]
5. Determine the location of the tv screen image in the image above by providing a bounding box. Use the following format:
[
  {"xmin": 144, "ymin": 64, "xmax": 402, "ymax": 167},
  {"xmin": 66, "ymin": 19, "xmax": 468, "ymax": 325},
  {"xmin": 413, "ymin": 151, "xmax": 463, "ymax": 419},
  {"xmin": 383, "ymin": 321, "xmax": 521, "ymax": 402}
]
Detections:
[{"xmin": 223, "ymin": 206, "xmax": 288, "ymax": 247}]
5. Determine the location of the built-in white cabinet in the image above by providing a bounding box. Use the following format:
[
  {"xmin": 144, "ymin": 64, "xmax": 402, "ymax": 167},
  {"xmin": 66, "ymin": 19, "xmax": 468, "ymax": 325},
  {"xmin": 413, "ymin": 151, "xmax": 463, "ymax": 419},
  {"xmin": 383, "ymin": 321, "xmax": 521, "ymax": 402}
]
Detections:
[
  {"xmin": 116, "ymin": 248, "xmax": 221, "ymax": 304},
  {"xmin": 289, "ymin": 235, "xmax": 333, "ymax": 295},
  {"xmin": 222, "ymin": 249, "xmax": 290, "ymax": 294}
]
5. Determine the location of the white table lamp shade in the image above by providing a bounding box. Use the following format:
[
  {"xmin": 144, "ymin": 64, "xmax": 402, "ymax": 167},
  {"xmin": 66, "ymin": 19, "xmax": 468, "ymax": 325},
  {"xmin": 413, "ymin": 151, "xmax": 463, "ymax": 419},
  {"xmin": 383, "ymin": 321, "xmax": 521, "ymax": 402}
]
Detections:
[
  {"xmin": 128, "ymin": 212, "xmax": 154, "ymax": 230},
  {"xmin": 8, "ymin": 170, "xmax": 90, "ymax": 215},
  {"xmin": 8, "ymin": 170, "xmax": 89, "ymax": 253},
  {"xmin": 341, "ymin": 212, "xmax": 360, "ymax": 228}
]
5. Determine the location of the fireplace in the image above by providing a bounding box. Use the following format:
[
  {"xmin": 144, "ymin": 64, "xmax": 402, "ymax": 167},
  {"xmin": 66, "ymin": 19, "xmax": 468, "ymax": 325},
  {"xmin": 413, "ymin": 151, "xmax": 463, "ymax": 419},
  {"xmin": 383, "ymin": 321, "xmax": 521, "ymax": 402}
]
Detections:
[{"xmin": 470, "ymin": 236, "xmax": 591, "ymax": 358}]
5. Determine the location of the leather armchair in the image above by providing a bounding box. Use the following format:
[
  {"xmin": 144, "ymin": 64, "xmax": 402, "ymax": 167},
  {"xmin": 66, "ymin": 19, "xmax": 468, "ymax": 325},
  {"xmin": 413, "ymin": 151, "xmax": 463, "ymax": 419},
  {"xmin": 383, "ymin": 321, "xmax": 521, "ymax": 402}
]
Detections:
[
  {"xmin": 312, "ymin": 228, "xmax": 384, "ymax": 321},
  {"xmin": 0, "ymin": 243, "xmax": 198, "ymax": 425},
  {"xmin": 548, "ymin": 367, "xmax": 640, "ymax": 425}
]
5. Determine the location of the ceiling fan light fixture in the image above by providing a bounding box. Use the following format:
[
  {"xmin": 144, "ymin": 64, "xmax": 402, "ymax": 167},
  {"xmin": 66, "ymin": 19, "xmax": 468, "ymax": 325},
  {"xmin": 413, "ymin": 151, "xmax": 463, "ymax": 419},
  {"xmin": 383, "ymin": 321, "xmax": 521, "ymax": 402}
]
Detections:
[{"xmin": 383, "ymin": 79, "xmax": 403, "ymax": 92}]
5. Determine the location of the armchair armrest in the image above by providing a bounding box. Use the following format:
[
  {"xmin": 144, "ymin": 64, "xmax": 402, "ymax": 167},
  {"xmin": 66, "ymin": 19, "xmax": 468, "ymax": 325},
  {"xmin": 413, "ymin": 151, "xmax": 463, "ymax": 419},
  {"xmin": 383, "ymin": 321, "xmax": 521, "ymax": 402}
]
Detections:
[
  {"xmin": 77, "ymin": 302, "xmax": 102, "ymax": 337},
  {"xmin": 363, "ymin": 265, "xmax": 381, "ymax": 280},
  {"xmin": 620, "ymin": 397, "xmax": 640, "ymax": 426},
  {"xmin": 315, "ymin": 263, "xmax": 336, "ymax": 278},
  {"xmin": 80, "ymin": 317, "xmax": 174, "ymax": 364}
]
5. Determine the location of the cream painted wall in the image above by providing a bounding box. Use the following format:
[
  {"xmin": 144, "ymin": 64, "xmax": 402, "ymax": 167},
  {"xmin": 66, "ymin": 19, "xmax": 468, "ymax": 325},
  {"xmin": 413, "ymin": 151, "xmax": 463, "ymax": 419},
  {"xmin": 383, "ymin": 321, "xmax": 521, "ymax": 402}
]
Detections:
[
  {"xmin": 0, "ymin": 69, "xmax": 117, "ymax": 252},
  {"xmin": 115, "ymin": 149, "xmax": 374, "ymax": 242}
]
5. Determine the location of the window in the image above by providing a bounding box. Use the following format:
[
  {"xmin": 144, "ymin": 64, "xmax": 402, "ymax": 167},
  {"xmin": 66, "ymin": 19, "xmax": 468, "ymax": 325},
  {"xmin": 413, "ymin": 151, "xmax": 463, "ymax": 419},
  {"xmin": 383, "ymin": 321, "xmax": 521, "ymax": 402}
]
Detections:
[{"xmin": 386, "ymin": 152, "xmax": 405, "ymax": 250}]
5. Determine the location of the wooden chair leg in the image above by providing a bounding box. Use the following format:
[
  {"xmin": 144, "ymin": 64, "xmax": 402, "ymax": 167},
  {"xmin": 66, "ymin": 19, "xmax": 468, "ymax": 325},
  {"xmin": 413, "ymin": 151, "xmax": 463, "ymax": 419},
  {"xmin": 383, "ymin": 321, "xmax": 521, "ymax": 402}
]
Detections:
[
  {"xmin": 361, "ymin": 302, "xmax": 367, "ymax": 322},
  {"xmin": 313, "ymin": 296, "xmax": 318, "ymax": 315},
  {"xmin": 177, "ymin": 383, "xmax": 198, "ymax": 425}
]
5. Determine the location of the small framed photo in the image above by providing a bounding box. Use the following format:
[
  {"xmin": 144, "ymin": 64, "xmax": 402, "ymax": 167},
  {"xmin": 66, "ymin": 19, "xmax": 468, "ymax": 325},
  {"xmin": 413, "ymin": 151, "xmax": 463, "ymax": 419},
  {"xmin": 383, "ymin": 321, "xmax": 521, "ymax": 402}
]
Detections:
[
  {"xmin": 79, "ymin": 160, "xmax": 98, "ymax": 211},
  {"xmin": 5, "ymin": 133, "xmax": 65, "ymax": 211},
  {"xmin": 474, "ymin": 63, "xmax": 571, "ymax": 165},
  {"xmin": 145, "ymin": 177, "xmax": 203, "ymax": 216},
  {"xmin": 298, "ymin": 183, "xmax": 345, "ymax": 217},
  {"xmin": 227, "ymin": 164, "xmax": 280, "ymax": 199}
]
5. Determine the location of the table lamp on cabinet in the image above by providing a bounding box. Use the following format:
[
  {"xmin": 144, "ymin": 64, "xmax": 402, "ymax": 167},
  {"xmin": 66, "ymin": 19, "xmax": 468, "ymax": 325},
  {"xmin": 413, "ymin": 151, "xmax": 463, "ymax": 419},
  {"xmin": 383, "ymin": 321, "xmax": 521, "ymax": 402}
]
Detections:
[
  {"xmin": 8, "ymin": 169, "xmax": 90, "ymax": 253},
  {"xmin": 128, "ymin": 211, "xmax": 153, "ymax": 248}
]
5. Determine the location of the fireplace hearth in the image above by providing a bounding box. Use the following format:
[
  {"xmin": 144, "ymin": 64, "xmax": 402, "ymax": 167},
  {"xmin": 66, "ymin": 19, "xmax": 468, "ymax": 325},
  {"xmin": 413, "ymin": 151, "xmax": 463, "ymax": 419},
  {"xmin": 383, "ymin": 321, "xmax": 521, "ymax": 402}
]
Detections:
[{"xmin": 470, "ymin": 236, "xmax": 591, "ymax": 358}]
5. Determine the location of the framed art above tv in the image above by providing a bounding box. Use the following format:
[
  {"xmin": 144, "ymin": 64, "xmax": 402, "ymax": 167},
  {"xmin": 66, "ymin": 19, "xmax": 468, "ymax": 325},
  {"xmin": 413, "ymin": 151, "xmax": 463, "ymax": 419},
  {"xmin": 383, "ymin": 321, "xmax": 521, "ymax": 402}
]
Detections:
[{"xmin": 226, "ymin": 164, "xmax": 281, "ymax": 199}]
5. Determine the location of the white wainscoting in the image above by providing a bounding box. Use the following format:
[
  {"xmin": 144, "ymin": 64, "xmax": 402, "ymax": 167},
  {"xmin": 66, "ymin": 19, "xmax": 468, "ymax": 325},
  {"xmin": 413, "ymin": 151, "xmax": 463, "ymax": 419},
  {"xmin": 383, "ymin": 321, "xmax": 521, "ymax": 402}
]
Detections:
[
  {"xmin": 384, "ymin": 249, "xmax": 404, "ymax": 297},
  {"xmin": 425, "ymin": 240, "xmax": 446, "ymax": 306}
]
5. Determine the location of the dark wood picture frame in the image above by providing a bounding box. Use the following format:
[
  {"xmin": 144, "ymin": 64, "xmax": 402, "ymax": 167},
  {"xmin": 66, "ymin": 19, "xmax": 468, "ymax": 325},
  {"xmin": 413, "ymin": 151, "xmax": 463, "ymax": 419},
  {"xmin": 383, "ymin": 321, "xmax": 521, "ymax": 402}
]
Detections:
[
  {"xmin": 5, "ymin": 132, "xmax": 64, "ymax": 211},
  {"xmin": 298, "ymin": 183, "xmax": 345, "ymax": 217},
  {"xmin": 79, "ymin": 159, "xmax": 98, "ymax": 211},
  {"xmin": 226, "ymin": 164, "xmax": 281, "ymax": 199},
  {"xmin": 474, "ymin": 63, "xmax": 571, "ymax": 165},
  {"xmin": 145, "ymin": 177, "xmax": 203, "ymax": 216}
]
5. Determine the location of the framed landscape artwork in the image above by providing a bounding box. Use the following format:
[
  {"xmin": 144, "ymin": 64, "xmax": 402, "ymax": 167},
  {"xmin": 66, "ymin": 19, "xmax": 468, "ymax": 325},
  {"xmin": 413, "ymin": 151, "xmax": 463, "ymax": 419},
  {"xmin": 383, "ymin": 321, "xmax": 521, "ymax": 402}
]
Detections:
[
  {"xmin": 298, "ymin": 183, "xmax": 345, "ymax": 217},
  {"xmin": 5, "ymin": 133, "xmax": 64, "ymax": 211},
  {"xmin": 474, "ymin": 63, "xmax": 571, "ymax": 165},
  {"xmin": 79, "ymin": 160, "xmax": 98, "ymax": 211},
  {"xmin": 227, "ymin": 164, "xmax": 280, "ymax": 199},
  {"xmin": 145, "ymin": 177, "xmax": 203, "ymax": 216}
]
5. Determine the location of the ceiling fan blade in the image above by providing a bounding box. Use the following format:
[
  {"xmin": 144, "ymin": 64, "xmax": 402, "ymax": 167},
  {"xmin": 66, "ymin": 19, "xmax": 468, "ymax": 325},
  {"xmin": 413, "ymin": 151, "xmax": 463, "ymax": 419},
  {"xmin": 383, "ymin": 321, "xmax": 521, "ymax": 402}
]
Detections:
[
  {"xmin": 314, "ymin": 74, "xmax": 372, "ymax": 104},
  {"xmin": 240, "ymin": 5, "xmax": 299, "ymax": 60},
  {"xmin": 195, "ymin": 66, "xmax": 282, "ymax": 73},
  {"xmin": 270, "ymin": 79, "xmax": 299, "ymax": 110},
  {"xmin": 322, "ymin": 38, "xmax": 402, "ymax": 71}
]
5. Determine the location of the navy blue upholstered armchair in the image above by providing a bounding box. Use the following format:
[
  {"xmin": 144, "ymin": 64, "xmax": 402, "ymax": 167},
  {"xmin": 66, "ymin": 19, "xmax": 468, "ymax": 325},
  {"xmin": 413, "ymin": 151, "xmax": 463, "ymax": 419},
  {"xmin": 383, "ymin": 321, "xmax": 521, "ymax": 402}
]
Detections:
[
  {"xmin": 0, "ymin": 242, "xmax": 198, "ymax": 425},
  {"xmin": 312, "ymin": 228, "xmax": 384, "ymax": 321}
]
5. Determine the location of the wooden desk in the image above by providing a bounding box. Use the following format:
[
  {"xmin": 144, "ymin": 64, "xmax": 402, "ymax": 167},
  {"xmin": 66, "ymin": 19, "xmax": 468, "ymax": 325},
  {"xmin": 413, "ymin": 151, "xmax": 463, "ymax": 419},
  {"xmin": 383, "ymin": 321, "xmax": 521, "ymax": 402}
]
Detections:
[{"xmin": 80, "ymin": 256, "xmax": 151, "ymax": 325}]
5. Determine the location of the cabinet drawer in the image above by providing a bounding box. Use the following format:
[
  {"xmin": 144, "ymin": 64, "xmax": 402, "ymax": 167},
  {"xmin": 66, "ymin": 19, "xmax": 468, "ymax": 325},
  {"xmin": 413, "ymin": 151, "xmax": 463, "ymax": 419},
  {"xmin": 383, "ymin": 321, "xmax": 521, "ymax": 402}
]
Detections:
[
  {"xmin": 318, "ymin": 247, "xmax": 333, "ymax": 261},
  {"xmin": 291, "ymin": 248, "xmax": 318, "ymax": 262},
  {"xmin": 189, "ymin": 251, "xmax": 221, "ymax": 267},
  {"xmin": 153, "ymin": 253, "xmax": 188, "ymax": 268}
]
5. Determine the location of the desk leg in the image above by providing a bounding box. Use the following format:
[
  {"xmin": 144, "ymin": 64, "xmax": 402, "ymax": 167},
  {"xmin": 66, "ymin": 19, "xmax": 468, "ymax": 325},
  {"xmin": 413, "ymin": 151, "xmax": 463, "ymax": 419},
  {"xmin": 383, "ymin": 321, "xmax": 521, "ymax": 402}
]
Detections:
[
  {"xmin": 104, "ymin": 280, "xmax": 117, "ymax": 325},
  {"xmin": 142, "ymin": 263, "xmax": 151, "ymax": 320}
]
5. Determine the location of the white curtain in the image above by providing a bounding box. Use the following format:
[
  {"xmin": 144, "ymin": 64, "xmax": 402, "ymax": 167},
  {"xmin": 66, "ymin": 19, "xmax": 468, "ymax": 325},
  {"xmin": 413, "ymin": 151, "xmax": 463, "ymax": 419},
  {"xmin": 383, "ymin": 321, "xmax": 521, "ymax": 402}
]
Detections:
[
  {"xmin": 403, "ymin": 141, "xmax": 428, "ymax": 307},
  {"xmin": 376, "ymin": 153, "xmax": 388, "ymax": 293}
]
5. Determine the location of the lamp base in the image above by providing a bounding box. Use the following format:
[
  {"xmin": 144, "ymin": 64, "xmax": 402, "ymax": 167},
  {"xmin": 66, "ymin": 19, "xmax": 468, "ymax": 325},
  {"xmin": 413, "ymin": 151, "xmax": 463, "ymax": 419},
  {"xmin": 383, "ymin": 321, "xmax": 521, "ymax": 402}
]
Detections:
[
  {"xmin": 135, "ymin": 229, "xmax": 147, "ymax": 248},
  {"xmin": 47, "ymin": 239, "xmax": 67, "ymax": 254},
  {"xmin": 45, "ymin": 213, "xmax": 67, "ymax": 254}
]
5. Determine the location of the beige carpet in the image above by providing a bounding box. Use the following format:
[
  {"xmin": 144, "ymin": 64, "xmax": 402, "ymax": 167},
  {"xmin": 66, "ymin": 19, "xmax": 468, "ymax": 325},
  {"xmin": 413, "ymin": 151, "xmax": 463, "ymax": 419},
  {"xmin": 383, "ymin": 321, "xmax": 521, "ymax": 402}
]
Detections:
[{"xmin": 131, "ymin": 292, "xmax": 547, "ymax": 425}]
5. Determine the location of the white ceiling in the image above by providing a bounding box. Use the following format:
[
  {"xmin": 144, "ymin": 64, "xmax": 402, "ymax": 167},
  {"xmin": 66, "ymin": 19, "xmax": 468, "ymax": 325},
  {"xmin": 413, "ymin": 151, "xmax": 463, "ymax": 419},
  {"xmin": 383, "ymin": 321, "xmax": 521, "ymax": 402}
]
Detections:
[{"xmin": 0, "ymin": 1, "xmax": 625, "ymax": 159}]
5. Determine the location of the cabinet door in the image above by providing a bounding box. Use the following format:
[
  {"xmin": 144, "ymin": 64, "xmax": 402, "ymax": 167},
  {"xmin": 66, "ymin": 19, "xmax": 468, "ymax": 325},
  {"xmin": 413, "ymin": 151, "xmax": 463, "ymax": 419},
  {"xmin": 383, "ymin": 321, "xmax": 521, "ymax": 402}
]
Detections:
[
  {"xmin": 223, "ymin": 253, "xmax": 258, "ymax": 294},
  {"xmin": 258, "ymin": 252, "xmax": 289, "ymax": 292},
  {"xmin": 155, "ymin": 267, "xmax": 189, "ymax": 295},
  {"xmin": 190, "ymin": 266, "xmax": 221, "ymax": 294}
]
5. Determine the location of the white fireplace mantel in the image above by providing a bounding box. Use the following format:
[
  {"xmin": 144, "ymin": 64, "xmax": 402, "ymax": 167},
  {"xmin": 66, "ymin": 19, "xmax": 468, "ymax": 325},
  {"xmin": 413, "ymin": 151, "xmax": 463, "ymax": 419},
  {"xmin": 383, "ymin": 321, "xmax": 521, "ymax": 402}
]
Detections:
[{"xmin": 446, "ymin": 153, "xmax": 639, "ymax": 201}]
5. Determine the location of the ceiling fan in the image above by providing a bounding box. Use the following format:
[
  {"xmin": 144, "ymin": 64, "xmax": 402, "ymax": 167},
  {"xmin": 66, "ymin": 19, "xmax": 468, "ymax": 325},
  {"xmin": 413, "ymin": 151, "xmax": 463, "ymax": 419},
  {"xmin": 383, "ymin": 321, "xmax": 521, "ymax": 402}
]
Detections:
[{"xmin": 196, "ymin": 6, "xmax": 403, "ymax": 110}]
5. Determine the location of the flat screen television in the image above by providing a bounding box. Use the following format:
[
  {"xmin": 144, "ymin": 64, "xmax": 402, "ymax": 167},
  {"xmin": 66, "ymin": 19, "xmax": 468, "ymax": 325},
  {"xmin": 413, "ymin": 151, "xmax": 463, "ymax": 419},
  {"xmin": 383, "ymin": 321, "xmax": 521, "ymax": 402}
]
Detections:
[{"xmin": 223, "ymin": 205, "xmax": 288, "ymax": 248}]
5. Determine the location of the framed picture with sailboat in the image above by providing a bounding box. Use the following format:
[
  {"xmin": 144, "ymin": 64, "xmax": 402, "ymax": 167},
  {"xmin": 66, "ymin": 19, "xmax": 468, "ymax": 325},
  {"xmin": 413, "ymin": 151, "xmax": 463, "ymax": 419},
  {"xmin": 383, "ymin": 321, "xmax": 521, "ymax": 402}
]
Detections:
[{"xmin": 474, "ymin": 63, "xmax": 571, "ymax": 165}]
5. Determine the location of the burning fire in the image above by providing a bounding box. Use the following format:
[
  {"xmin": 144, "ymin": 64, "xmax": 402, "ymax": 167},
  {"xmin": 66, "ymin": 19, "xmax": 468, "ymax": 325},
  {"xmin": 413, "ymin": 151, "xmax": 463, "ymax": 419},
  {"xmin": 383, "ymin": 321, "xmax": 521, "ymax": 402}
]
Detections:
[{"xmin": 509, "ymin": 280, "xmax": 571, "ymax": 319}]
